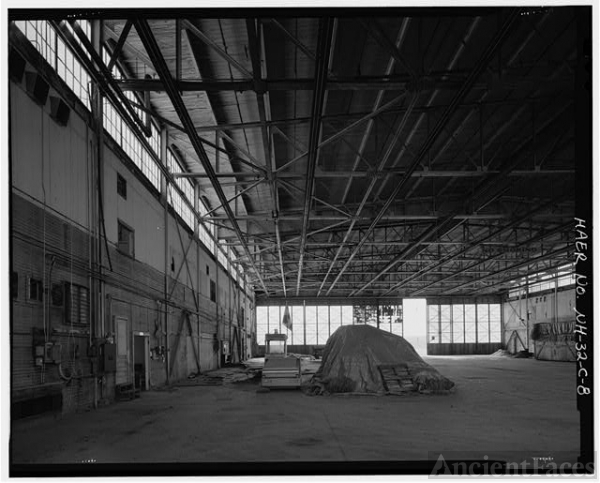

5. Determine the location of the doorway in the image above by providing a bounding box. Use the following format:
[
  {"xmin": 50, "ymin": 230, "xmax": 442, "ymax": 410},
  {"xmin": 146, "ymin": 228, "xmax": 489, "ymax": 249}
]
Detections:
[
  {"xmin": 402, "ymin": 299, "xmax": 427, "ymax": 356},
  {"xmin": 115, "ymin": 316, "xmax": 131, "ymax": 386},
  {"xmin": 133, "ymin": 333, "xmax": 150, "ymax": 391}
]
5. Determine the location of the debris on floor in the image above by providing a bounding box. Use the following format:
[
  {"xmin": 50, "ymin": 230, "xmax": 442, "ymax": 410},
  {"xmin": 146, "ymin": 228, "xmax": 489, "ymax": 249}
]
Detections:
[
  {"xmin": 174, "ymin": 366, "xmax": 259, "ymax": 387},
  {"xmin": 513, "ymin": 350, "xmax": 533, "ymax": 359},
  {"xmin": 306, "ymin": 325, "xmax": 454, "ymax": 396},
  {"xmin": 242, "ymin": 357, "xmax": 265, "ymax": 371},
  {"xmin": 490, "ymin": 349, "xmax": 513, "ymax": 358},
  {"xmin": 490, "ymin": 349, "xmax": 533, "ymax": 359}
]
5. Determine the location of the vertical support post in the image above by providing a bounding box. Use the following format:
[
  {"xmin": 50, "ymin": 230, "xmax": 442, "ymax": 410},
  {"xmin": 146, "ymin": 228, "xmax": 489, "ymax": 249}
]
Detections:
[
  {"xmin": 303, "ymin": 301, "xmax": 306, "ymax": 350},
  {"xmin": 531, "ymin": 102, "xmax": 536, "ymax": 168},
  {"xmin": 161, "ymin": 126, "xmax": 170, "ymax": 384},
  {"xmin": 479, "ymin": 102, "xmax": 484, "ymax": 170},
  {"xmin": 216, "ymin": 238, "xmax": 220, "ymax": 368},
  {"xmin": 315, "ymin": 302, "xmax": 319, "ymax": 346},
  {"xmin": 194, "ymin": 183, "xmax": 201, "ymax": 370},
  {"xmin": 525, "ymin": 268, "xmax": 530, "ymax": 352},
  {"xmin": 328, "ymin": 305, "xmax": 331, "ymax": 341},
  {"xmin": 229, "ymin": 256, "xmax": 233, "ymax": 362},
  {"xmin": 91, "ymin": 22, "xmax": 105, "ymax": 404},
  {"xmin": 554, "ymin": 275, "xmax": 558, "ymax": 324},
  {"xmin": 437, "ymin": 305, "xmax": 442, "ymax": 346}
]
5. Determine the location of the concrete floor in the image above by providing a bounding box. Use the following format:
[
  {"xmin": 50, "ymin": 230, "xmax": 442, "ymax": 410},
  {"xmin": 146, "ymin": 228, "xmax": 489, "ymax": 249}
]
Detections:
[{"xmin": 10, "ymin": 356, "xmax": 579, "ymax": 473}]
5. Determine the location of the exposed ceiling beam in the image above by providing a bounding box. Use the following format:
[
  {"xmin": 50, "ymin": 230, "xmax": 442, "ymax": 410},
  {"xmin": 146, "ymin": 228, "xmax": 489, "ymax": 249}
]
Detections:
[
  {"xmin": 203, "ymin": 214, "xmax": 514, "ymax": 221},
  {"xmin": 376, "ymin": 111, "xmax": 576, "ymax": 293},
  {"xmin": 360, "ymin": 18, "xmax": 417, "ymax": 79},
  {"xmin": 441, "ymin": 246, "xmax": 572, "ymax": 295},
  {"xmin": 103, "ymin": 22, "xmax": 153, "ymax": 67},
  {"xmin": 134, "ymin": 18, "xmax": 269, "ymax": 295},
  {"xmin": 106, "ymin": 19, "xmax": 132, "ymax": 71},
  {"xmin": 182, "ymin": 19, "xmax": 253, "ymax": 79},
  {"xmin": 246, "ymin": 17, "xmax": 287, "ymax": 298},
  {"xmin": 201, "ymin": 178, "xmax": 264, "ymax": 218},
  {"xmin": 322, "ymin": 17, "xmax": 411, "ymax": 291},
  {"xmin": 171, "ymin": 168, "xmax": 575, "ymax": 179},
  {"xmin": 115, "ymin": 75, "xmax": 493, "ymax": 92},
  {"xmin": 409, "ymin": 220, "xmax": 572, "ymax": 296},
  {"xmin": 382, "ymin": 193, "xmax": 571, "ymax": 295},
  {"xmin": 262, "ymin": 18, "xmax": 317, "ymax": 62},
  {"xmin": 317, "ymin": 91, "xmax": 419, "ymax": 296},
  {"xmin": 181, "ymin": 96, "xmax": 560, "ymax": 134},
  {"xmin": 351, "ymin": 217, "xmax": 461, "ymax": 297},
  {"xmin": 465, "ymin": 260, "xmax": 573, "ymax": 296},
  {"xmin": 116, "ymin": 75, "xmax": 570, "ymax": 92},
  {"xmin": 296, "ymin": 16, "xmax": 334, "ymax": 296},
  {"xmin": 324, "ymin": 8, "xmax": 522, "ymax": 296}
]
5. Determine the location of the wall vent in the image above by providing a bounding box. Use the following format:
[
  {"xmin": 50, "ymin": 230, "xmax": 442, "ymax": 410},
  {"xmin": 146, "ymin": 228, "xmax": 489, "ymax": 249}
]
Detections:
[
  {"xmin": 24, "ymin": 72, "xmax": 49, "ymax": 106},
  {"xmin": 49, "ymin": 96, "xmax": 71, "ymax": 126},
  {"xmin": 9, "ymin": 48, "xmax": 26, "ymax": 83}
]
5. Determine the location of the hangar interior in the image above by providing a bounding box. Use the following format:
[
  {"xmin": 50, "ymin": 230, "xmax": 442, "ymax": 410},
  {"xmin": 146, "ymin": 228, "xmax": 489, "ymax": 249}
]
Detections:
[{"xmin": 8, "ymin": 5, "xmax": 591, "ymax": 470}]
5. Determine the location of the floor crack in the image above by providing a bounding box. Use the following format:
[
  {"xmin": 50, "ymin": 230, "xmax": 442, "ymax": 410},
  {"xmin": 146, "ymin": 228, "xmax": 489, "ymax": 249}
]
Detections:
[{"xmin": 323, "ymin": 411, "xmax": 347, "ymax": 461}]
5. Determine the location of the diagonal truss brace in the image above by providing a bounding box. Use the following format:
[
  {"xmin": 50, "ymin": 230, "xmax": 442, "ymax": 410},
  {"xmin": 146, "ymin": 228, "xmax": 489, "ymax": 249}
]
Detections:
[
  {"xmin": 134, "ymin": 18, "xmax": 269, "ymax": 295},
  {"xmin": 324, "ymin": 8, "xmax": 522, "ymax": 296}
]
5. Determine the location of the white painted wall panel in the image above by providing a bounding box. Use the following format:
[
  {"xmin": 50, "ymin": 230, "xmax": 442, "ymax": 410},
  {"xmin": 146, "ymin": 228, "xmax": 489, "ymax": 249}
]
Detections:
[
  {"xmin": 11, "ymin": 84, "xmax": 90, "ymax": 227},
  {"xmin": 11, "ymin": 86, "xmax": 45, "ymax": 202}
]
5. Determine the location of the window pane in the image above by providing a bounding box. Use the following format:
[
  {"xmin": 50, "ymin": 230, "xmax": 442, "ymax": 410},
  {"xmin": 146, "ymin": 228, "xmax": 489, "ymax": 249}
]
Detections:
[
  {"xmin": 452, "ymin": 304, "xmax": 465, "ymax": 343},
  {"xmin": 305, "ymin": 306, "xmax": 317, "ymax": 345},
  {"xmin": 428, "ymin": 304, "xmax": 440, "ymax": 343},
  {"xmin": 353, "ymin": 305, "xmax": 365, "ymax": 325},
  {"xmin": 268, "ymin": 306, "xmax": 280, "ymax": 336},
  {"xmin": 291, "ymin": 306, "xmax": 304, "ymax": 345},
  {"xmin": 440, "ymin": 305, "xmax": 451, "ymax": 343},
  {"xmin": 362, "ymin": 305, "xmax": 376, "ymax": 327},
  {"xmin": 477, "ymin": 304, "xmax": 490, "ymax": 343},
  {"xmin": 390, "ymin": 319, "xmax": 403, "ymax": 337},
  {"xmin": 489, "ymin": 304, "xmax": 501, "ymax": 342},
  {"xmin": 379, "ymin": 304, "xmax": 393, "ymax": 332},
  {"xmin": 317, "ymin": 306, "xmax": 329, "ymax": 344},
  {"xmin": 256, "ymin": 307, "xmax": 268, "ymax": 346},
  {"xmin": 489, "ymin": 304, "xmax": 501, "ymax": 322},
  {"xmin": 341, "ymin": 306, "xmax": 353, "ymax": 325},
  {"xmin": 330, "ymin": 306, "xmax": 342, "ymax": 335},
  {"xmin": 464, "ymin": 304, "xmax": 476, "ymax": 342},
  {"xmin": 489, "ymin": 321, "xmax": 502, "ymax": 343}
]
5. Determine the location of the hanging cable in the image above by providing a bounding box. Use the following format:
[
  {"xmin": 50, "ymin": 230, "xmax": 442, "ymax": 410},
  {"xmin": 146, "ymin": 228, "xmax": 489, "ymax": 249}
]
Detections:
[{"xmin": 88, "ymin": 80, "xmax": 113, "ymax": 272}]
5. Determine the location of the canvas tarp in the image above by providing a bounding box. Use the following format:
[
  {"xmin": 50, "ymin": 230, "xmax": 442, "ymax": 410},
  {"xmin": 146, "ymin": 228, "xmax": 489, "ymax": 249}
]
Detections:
[{"xmin": 309, "ymin": 325, "xmax": 454, "ymax": 394}]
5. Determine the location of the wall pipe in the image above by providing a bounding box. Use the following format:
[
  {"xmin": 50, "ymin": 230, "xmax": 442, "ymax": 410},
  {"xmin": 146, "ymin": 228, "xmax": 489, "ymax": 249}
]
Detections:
[{"xmin": 161, "ymin": 127, "xmax": 170, "ymax": 385}]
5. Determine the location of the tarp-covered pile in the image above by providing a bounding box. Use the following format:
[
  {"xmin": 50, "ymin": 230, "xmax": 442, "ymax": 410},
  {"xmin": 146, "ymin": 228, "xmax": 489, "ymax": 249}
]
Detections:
[{"xmin": 308, "ymin": 325, "xmax": 454, "ymax": 395}]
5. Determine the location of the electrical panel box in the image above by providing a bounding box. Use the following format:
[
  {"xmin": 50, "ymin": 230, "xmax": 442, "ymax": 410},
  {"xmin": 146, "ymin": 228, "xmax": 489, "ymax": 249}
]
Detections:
[
  {"xmin": 34, "ymin": 342, "xmax": 61, "ymax": 365},
  {"xmin": 103, "ymin": 343, "xmax": 116, "ymax": 373},
  {"xmin": 45, "ymin": 342, "xmax": 62, "ymax": 363}
]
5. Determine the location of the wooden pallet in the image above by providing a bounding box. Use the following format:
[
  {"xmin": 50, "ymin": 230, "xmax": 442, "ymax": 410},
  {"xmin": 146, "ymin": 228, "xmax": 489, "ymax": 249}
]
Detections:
[
  {"xmin": 377, "ymin": 364, "xmax": 416, "ymax": 395},
  {"xmin": 116, "ymin": 383, "xmax": 140, "ymax": 401}
]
